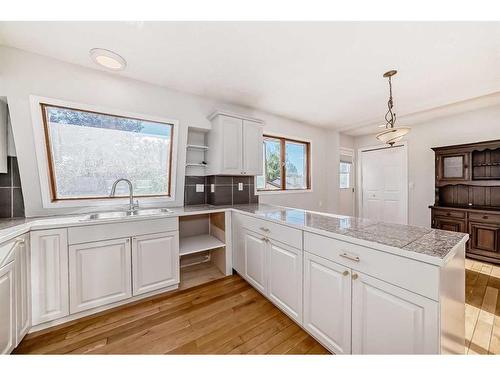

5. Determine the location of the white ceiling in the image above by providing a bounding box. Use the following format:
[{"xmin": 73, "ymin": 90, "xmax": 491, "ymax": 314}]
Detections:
[{"xmin": 1, "ymin": 22, "xmax": 499, "ymax": 133}]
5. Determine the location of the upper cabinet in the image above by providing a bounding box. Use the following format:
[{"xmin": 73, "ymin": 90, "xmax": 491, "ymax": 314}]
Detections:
[
  {"xmin": 435, "ymin": 151, "xmax": 470, "ymax": 183},
  {"xmin": 0, "ymin": 99, "xmax": 9, "ymax": 173},
  {"xmin": 207, "ymin": 111, "xmax": 263, "ymax": 176}
]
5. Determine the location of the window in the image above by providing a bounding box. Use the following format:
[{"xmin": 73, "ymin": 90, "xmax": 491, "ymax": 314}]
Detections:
[
  {"xmin": 256, "ymin": 135, "xmax": 310, "ymax": 191},
  {"xmin": 339, "ymin": 161, "xmax": 352, "ymax": 189},
  {"xmin": 40, "ymin": 103, "xmax": 174, "ymax": 201}
]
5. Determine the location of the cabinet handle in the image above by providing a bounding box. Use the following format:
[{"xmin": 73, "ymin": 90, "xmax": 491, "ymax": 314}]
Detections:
[
  {"xmin": 483, "ymin": 215, "xmax": 489, "ymax": 219},
  {"xmin": 342, "ymin": 270, "xmax": 349, "ymax": 276},
  {"xmin": 14, "ymin": 239, "xmax": 25, "ymax": 246},
  {"xmin": 339, "ymin": 253, "xmax": 360, "ymax": 262},
  {"xmin": 261, "ymin": 237, "xmax": 269, "ymax": 242},
  {"xmin": 352, "ymin": 273, "xmax": 359, "ymax": 280},
  {"xmin": 260, "ymin": 227, "xmax": 270, "ymax": 232}
]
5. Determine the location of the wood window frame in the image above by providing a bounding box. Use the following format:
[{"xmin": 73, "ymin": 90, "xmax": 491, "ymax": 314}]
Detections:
[
  {"xmin": 258, "ymin": 135, "xmax": 311, "ymax": 192},
  {"xmin": 40, "ymin": 103, "xmax": 175, "ymax": 202}
]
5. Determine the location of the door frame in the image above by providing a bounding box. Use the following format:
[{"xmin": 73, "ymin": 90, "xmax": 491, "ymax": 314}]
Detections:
[
  {"xmin": 339, "ymin": 147, "xmax": 355, "ymax": 216},
  {"xmin": 356, "ymin": 141, "xmax": 408, "ymax": 224}
]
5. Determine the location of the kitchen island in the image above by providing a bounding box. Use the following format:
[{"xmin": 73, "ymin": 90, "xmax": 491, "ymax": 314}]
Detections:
[{"xmin": 0, "ymin": 204, "xmax": 468, "ymax": 355}]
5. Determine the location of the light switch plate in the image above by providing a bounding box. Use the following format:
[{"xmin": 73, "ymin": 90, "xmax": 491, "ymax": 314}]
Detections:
[
  {"xmin": 196, "ymin": 184, "xmax": 204, "ymax": 193},
  {"xmin": 238, "ymin": 182, "xmax": 243, "ymax": 191},
  {"xmin": 211, "ymin": 184, "xmax": 215, "ymax": 193}
]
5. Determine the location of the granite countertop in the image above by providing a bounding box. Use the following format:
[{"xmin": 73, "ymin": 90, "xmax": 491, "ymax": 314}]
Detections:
[{"xmin": 0, "ymin": 203, "xmax": 468, "ymax": 267}]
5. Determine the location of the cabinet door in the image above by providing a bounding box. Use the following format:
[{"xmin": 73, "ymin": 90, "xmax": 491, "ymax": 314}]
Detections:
[
  {"xmin": 69, "ymin": 238, "xmax": 132, "ymax": 314},
  {"xmin": 15, "ymin": 236, "xmax": 31, "ymax": 344},
  {"xmin": 352, "ymin": 271, "xmax": 438, "ymax": 354},
  {"xmin": 0, "ymin": 261, "xmax": 15, "ymax": 354},
  {"xmin": 243, "ymin": 229, "xmax": 267, "ymax": 294},
  {"xmin": 221, "ymin": 115, "xmax": 243, "ymax": 174},
  {"xmin": 303, "ymin": 252, "xmax": 351, "ymax": 354},
  {"xmin": 242, "ymin": 120, "xmax": 263, "ymax": 175},
  {"xmin": 132, "ymin": 232, "xmax": 179, "ymax": 296},
  {"xmin": 267, "ymin": 240, "xmax": 302, "ymax": 323},
  {"xmin": 436, "ymin": 152, "xmax": 469, "ymax": 182},
  {"xmin": 468, "ymin": 221, "xmax": 500, "ymax": 262},
  {"xmin": 231, "ymin": 214, "xmax": 245, "ymax": 274},
  {"xmin": 30, "ymin": 229, "xmax": 69, "ymax": 325}
]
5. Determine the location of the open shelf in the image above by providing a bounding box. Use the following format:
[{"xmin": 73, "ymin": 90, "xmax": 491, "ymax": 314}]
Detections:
[
  {"xmin": 179, "ymin": 234, "xmax": 225, "ymax": 256},
  {"xmin": 186, "ymin": 163, "xmax": 207, "ymax": 167}
]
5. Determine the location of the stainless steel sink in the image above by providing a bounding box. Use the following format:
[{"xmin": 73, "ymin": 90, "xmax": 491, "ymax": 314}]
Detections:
[{"xmin": 83, "ymin": 208, "xmax": 174, "ymax": 221}]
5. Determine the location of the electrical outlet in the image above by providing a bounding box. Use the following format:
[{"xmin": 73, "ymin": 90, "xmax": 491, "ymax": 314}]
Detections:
[
  {"xmin": 195, "ymin": 184, "xmax": 204, "ymax": 193},
  {"xmin": 211, "ymin": 184, "xmax": 215, "ymax": 193},
  {"xmin": 238, "ymin": 182, "xmax": 243, "ymax": 191}
]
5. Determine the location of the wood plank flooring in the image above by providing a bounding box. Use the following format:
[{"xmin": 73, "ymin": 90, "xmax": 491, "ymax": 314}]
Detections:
[
  {"xmin": 13, "ymin": 274, "xmax": 329, "ymax": 355},
  {"xmin": 465, "ymin": 258, "xmax": 500, "ymax": 354},
  {"xmin": 14, "ymin": 258, "xmax": 499, "ymax": 355}
]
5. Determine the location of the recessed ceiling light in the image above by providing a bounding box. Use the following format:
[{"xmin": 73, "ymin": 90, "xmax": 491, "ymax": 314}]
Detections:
[{"xmin": 89, "ymin": 48, "xmax": 126, "ymax": 71}]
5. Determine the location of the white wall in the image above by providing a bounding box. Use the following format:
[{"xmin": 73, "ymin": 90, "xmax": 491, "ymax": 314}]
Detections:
[
  {"xmin": 0, "ymin": 46, "xmax": 337, "ymax": 217},
  {"xmin": 353, "ymin": 104, "xmax": 500, "ymax": 227}
]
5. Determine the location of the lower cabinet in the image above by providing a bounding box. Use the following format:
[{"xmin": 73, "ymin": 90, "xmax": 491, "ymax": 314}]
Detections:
[
  {"xmin": 15, "ymin": 236, "xmax": 30, "ymax": 344},
  {"xmin": 0, "ymin": 261, "xmax": 16, "ymax": 355},
  {"xmin": 243, "ymin": 229, "xmax": 267, "ymax": 294},
  {"xmin": 468, "ymin": 220, "xmax": 500, "ymax": 262},
  {"xmin": 241, "ymin": 227, "xmax": 303, "ymax": 323},
  {"xmin": 30, "ymin": 228, "xmax": 69, "ymax": 325},
  {"xmin": 69, "ymin": 238, "xmax": 132, "ymax": 314},
  {"xmin": 267, "ymin": 239, "xmax": 302, "ymax": 323},
  {"xmin": 303, "ymin": 252, "xmax": 351, "ymax": 354},
  {"xmin": 351, "ymin": 271, "xmax": 438, "ymax": 354},
  {"xmin": 132, "ymin": 232, "xmax": 179, "ymax": 296}
]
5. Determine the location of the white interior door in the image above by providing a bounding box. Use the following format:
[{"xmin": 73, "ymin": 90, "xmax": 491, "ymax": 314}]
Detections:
[
  {"xmin": 361, "ymin": 145, "xmax": 407, "ymax": 224},
  {"xmin": 339, "ymin": 149, "xmax": 355, "ymax": 216}
]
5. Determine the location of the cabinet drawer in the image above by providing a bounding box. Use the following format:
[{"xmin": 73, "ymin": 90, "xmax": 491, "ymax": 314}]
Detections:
[
  {"xmin": 468, "ymin": 212, "xmax": 500, "ymax": 224},
  {"xmin": 234, "ymin": 212, "xmax": 302, "ymax": 249},
  {"xmin": 432, "ymin": 209, "xmax": 465, "ymax": 219},
  {"xmin": 304, "ymin": 231, "xmax": 440, "ymax": 301},
  {"xmin": 68, "ymin": 217, "xmax": 178, "ymax": 245}
]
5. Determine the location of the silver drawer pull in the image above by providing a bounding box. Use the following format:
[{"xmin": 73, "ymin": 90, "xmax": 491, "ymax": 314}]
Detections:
[
  {"xmin": 260, "ymin": 227, "xmax": 270, "ymax": 232},
  {"xmin": 14, "ymin": 239, "xmax": 25, "ymax": 246},
  {"xmin": 260, "ymin": 237, "xmax": 269, "ymax": 242},
  {"xmin": 339, "ymin": 253, "xmax": 360, "ymax": 262}
]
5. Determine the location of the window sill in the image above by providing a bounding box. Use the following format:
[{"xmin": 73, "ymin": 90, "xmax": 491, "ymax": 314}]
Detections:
[{"xmin": 255, "ymin": 189, "xmax": 313, "ymax": 196}]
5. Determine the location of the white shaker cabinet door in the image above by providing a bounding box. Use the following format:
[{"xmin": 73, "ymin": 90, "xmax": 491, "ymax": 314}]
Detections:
[
  {"xmin": 15, "ymin": 236, "xmax": 31, "ymax": 344},
  {"xmin": 351, "ymin": 271, "xmax": 439, "ymax": 354},
  {"xmin": 267, "ymin": 240, "xmax": 302, "ymax": 323},
  {"xmin": 30, "ymin": 229, "xmax": 69, "ymax": 325},
  {"xmin": 132, "ymin": 232, "xmax": 179, "ymax": 296},
  {"xmin": 303, "ymin": 252, "xmax": 351, "ymax": 354},
  {"xmin": 243, "ymin": 229, "xmax": 267, "ymax": 294},
  {"xmin": 221, "ymin": 115, "xmax": 243, "ymax": 174},
  {"xmin": 0, "ymin": 261, "xmax": 16, "ymax": 354},
  {"xmin": 242, "ymin": 120, "xmax": 263, "ymax": 175},
  {"xmin": 69, "ymin": 238, "xmax": 132, "ymax": 314}
]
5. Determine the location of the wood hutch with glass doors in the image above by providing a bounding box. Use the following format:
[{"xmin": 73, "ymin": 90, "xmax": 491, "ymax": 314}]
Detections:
[{"xmin": 430, "ymin": 139, "xmax": 500, "ymax": 264}]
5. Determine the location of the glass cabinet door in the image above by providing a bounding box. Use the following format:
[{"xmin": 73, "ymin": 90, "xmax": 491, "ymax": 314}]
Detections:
[{"xmin": 437, "ymin": 153, "xmax": 469, "ymax": 182}]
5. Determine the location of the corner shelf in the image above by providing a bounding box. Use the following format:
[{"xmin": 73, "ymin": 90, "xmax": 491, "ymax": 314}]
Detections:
[{"xmin": 179, "ymin": 234, "xmax": 225, "ymax": 256}]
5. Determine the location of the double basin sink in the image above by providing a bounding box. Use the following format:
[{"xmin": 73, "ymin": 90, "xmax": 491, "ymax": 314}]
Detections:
[{"xmin": 82, "ymin": 208, "xmax": 174, "ymax": 221}]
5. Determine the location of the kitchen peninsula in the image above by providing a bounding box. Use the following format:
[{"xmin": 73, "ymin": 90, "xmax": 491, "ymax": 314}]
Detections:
[{"xmin": 1, "ymin": 203, "xmax": 467, "ymax": 355}]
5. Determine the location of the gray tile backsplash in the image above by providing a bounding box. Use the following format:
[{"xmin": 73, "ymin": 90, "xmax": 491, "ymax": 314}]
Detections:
[
  {"xmin": 184, "ymin": 175, "xmax": 258, "ymax": 206},
  {"xmin": 0, "ymin": 157, "xmax": 25, "ymax": 218}
]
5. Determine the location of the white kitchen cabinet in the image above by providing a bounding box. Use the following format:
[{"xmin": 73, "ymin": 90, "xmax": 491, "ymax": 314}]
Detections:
[
  {"xmin": 351, "ymin": 271, "xmax": 438, "ymax": 354},
  {"xmin": 207, "ymin": 111, "xmax": 263, "ymax": 176},
  {"xmin": 69, "ymin": 238, "xmax": 132, "ymax": 314},
  {"xmin": 30, "ymin": 228, "xmax": 69, "ymax": 325},
  {"xmin": 243, "ymin": 229, "xmax": 267, "ymax": 294},
  {"xmin": 0, "ymin": 100, "xmax": 9, "ymax": 173},
  {"xmin": 303, "ymin": 252, "xmax": 351, "ymax": 354},
  {"xmin": 15, "ymin": 235, "xmax": 30, "ymax": 344},
  {"xmin": 267, "ymin": 239, "xmax": 302, "ymax": 323},
  {"xmin": 0, "ymin": 261, "xmax": 15, "ymax": 354},
  {"xmin": 132, "ymin": 232, "xmax": 179, "ymax": 296}
]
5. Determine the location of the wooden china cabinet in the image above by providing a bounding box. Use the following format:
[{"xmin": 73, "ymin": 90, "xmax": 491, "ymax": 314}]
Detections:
[{"xmin": 430, "ymin": 139, "xmax": 500, "ymax": 264}]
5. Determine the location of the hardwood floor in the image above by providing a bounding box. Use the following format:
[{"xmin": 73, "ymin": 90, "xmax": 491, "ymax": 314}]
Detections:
[
  {"xmin": 465, "ymin": 258, "xmax": 500, "ymax": 354},
  {"xmin": 14, "ymin": 258, "xmax": 499, "ymax": 355},
  {"xmin": 14, "ymin": 274, "xmax": 329, "ymax": 355}
]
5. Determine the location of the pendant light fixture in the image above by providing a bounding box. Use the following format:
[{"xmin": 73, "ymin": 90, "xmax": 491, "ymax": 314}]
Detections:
[{"xmin": 376, "ymin": 70, "xmax": 410, "ymax": 146}]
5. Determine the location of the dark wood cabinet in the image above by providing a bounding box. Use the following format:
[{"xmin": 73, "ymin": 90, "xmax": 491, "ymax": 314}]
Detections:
[{"xmin": 431, "ymin": 140, "xmax": 500, "ymax": 264}]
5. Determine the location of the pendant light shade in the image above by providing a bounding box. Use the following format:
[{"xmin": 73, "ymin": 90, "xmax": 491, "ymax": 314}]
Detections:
[
  {"xmin": 376, "ymin": 126, "xmax": 410, "ymax": 146},
  {"xmin": 376, "ymin": 70, "xmax": 410, "ymax": 146}
]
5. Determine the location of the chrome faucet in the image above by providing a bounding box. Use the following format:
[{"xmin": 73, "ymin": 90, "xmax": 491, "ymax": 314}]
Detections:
[{"xmin": 110, "ymin": 178, "xmax": 139, "ymax": 213}]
